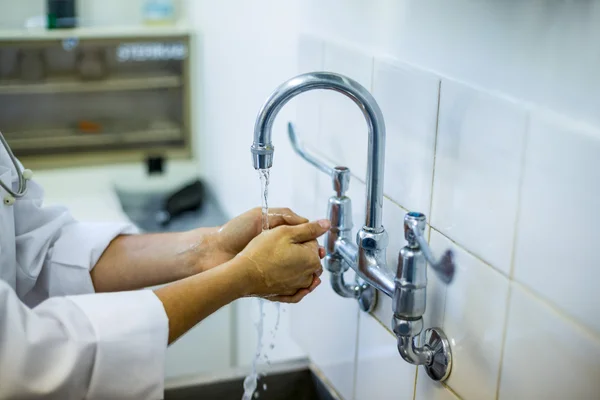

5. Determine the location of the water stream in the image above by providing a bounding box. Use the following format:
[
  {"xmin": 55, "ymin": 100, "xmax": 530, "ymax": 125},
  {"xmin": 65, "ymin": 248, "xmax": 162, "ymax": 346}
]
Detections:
[{"xmin": 242, "ymin": 168, "xmax": 278, "ymax": 399}]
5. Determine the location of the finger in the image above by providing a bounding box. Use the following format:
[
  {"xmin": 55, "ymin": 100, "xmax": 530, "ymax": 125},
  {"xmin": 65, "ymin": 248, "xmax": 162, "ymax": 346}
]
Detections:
[
  {"xmin": 316, "ymin": 269, "xmax": 323, "ymax": 277},
  {"xmin": 288, "ymin": 220, "xmax": 331, "ymax": 243},
  {"xmin": 319, "ymin": 247, "xmax": 326, "ymax": 259},
  {"xmin": 273, "ymin": 289, "xmax": 310, "ymax": 304},
  {"xmin": 267, "ymin": 208, "xmax": 308, "ymax": 228},
  {"xmin": 307, "ymin": 276, "xmax": 321, "ymax": 292},
  {"xmin": 303, "ymin": 240, "xmax": 320, "ymax": 253},
  {"xmin": 301, "ymin": 274, "xmax": 314, "ymax": 288},
  {"xmin": 281, "ymin": 288, "xmax": 298, "ymax": 296}
]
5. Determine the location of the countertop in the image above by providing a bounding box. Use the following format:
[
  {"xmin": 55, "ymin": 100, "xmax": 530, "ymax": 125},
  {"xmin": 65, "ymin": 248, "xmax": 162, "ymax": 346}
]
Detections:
[{"xmin": 31, "ymin": 159, "xmax": 222, "ymax": 229}]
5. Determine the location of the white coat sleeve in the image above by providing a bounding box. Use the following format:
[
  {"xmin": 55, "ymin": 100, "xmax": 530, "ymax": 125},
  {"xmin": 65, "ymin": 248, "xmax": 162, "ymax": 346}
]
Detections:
[
  {"xmin": 13, "ymin": 175, "xmax": 138, "ymax": 304},
  {"xmin": 0, "ymin": 279, "xmax": 169, "ymax": 400}
]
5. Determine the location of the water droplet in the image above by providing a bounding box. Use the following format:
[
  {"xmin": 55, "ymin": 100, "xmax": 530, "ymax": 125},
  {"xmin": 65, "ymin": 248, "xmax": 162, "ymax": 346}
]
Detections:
[{"xmin": 263, "ymin": 383, "xmax": 268, "ymax": 391}]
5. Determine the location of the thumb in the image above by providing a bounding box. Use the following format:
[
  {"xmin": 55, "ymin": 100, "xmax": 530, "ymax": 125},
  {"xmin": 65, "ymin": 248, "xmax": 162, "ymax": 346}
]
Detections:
[{"xmin": 288, "ymin": 220, "xmax": 331, "ymax": 243}]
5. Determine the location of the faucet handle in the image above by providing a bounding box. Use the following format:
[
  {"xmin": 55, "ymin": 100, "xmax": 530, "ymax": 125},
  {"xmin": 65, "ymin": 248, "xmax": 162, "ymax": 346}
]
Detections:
[
  {"xmin": 404, "ymin": 212, "xmax": 455, "ymax": 284},
  {"xmin": 288, "ymin": 121, "xmax": 350, "ymax": 197}
]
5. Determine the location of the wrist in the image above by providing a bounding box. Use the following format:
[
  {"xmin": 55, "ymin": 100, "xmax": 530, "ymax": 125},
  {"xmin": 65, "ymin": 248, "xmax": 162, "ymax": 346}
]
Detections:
[
  {"xmin": 178, "ymin": 227, "xmax": 219, "ymax": 277},
  {"xmin": 221, "ymin": 256, "xmax": 255, "ymax": 298}
]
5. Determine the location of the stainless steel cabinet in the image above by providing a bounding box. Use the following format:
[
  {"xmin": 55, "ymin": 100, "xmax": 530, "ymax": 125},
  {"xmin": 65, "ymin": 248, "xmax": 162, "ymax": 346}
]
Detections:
[{"xmin": 0, "ymin": 26, "xmax": 192, "ymax": 169}]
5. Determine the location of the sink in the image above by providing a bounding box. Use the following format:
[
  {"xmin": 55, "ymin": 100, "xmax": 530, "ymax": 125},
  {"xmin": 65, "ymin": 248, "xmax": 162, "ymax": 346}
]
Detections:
[
  {"xmin": 163, "ymin": 359, "xmax": 342, "ymax": 400},
  {"xmin": 114, "ymin": 179, "xmax": 229, "ymax": 233}
]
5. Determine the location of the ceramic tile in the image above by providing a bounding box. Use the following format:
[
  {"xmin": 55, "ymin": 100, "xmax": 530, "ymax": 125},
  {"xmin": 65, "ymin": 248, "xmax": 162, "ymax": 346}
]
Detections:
[
  {"xmin": 355, "ymin": 312, "xmax": 417, "ymax": 400},
  {"xmin": 290, "ymin": 172, "xmax": 364, "ymax": 400},
  {"xmin": 498, "ymin": 284, "xmax": 600, "ymax": 400},
  {"xmin": 320, "ymin": 41, "xmax": 374, "ymax": 181},
  {"xmin": 373, "ymin": 58, "xmax": 440, "ymax": 215},
  {"xmin": 430, "ymin": 230, "xmax": 510, "ymax": 400},
  {"xmin": 295, "ymin": 34, "xmax": 324, "ymax": 149},
  {"xmin": 422, "ymin": 227, "xmax": 449, "ymax": 331},
  {"xmin": 290, "ymin": 158, "xmax": 320, "ymax": 222},
  {"xmin": 290, "ymin": 269, "xmax": 359, "ymax": 400},
  {"xmin": 290, "ymin": 36, "xmax": 327, "ymax": 222},
  {"xmin": 431, "ymin": 80, "xmax": 527, "ymax": 274},
  {"xmin": 513, "ymin": 112, "xmax": 600, "ymax": 334},
  {"xmin": 415, "ymin": 373, "xmax": 461, "ymax": 400}
]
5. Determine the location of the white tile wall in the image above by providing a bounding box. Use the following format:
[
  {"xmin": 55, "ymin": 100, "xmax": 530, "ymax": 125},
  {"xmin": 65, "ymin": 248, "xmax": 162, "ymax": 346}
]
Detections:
[
  {"xmin": 355, "ymin": 311, "xmax": 416, "ymax": 400},
  {"xmin": 320, "ymin": 41, "xmax": 374, "ymax": 180},
  {"xmin": 295, "ymin": 34, "xmax": 324, "ymax": 149},
  {"xmin": 373, "ymin": 58, "xmax": 440, "ymax": 215},
  {"xmin": 431, "ymin": 80, "xmax": 528, "ymax": 275},
  {"xmin": 290, "ymin": 271, "xmax": 360, "ymax": 400},
  {"xmin": 498, "ymin": 285, "xmax": 600, "ymax": 400},
  {"xmin": 290, "ymin": 163, "xmax": 366, "ymax": 400},
  {"xmin": 415, "ymin": 376, "xmax": 461, "ymax": 400},
  {"xmin": 291, "ymin": 35, "xmax": 600, "ymax": 400},
  {"xmin": 430, "ymin": 231, "xmax": 510, "ymax": 400},
  {"xmin": 291, "ymin": 34, "xmax": 325, "ymax": 222},
  {"xmin": 513, "ymin": 112, "xmax": 600, "ymax": 335}
]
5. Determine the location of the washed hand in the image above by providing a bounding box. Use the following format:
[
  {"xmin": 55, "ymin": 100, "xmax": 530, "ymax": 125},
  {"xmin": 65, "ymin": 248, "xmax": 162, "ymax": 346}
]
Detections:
[
  {"xmin": 187, "ymin": 207, "xmax": 325, "ymax": 274},
  {"xmin": 236, "ymin": 219, "xmax": 330, "ymax": 303}
]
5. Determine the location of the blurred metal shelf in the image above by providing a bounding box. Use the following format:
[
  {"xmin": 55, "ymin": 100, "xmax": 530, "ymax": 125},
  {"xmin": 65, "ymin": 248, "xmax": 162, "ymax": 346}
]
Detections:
[
  {"xmin": 0, "ymin": 74, "xmax": 182, "ymax": 95},
  {"xmin": 0, "ymin": 25, "xmax": 192, "ymax": 42},
  {"xmin": 4, "ymin": 122, "xmax": 183, "ymax": 151}
]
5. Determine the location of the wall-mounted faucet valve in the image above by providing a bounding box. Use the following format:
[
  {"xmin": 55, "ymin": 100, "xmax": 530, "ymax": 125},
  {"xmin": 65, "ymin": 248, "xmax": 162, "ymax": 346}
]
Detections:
[
  {"xmin": 393, "ymin": 212, "xmax": 454, "ymax": 381},
  {"xmin": 252, "ymin": 71, "xmax": 455, "ymax": 382},
  {"xmin": 288, "ymin": 123, "xmax": 376, "ymax": 312}
]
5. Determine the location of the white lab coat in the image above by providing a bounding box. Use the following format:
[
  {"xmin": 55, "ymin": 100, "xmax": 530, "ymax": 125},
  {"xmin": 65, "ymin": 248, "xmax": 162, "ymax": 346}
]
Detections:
[{"xmin": 0, "ymin": 142, "xmax": 169, "ymax": 399}]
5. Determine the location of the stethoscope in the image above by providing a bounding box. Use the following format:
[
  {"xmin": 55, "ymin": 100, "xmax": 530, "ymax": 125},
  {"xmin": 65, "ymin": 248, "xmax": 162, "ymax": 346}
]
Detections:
[{"xmin": 0, "ymin": 131, "xmax": 33, "ymax": 206}]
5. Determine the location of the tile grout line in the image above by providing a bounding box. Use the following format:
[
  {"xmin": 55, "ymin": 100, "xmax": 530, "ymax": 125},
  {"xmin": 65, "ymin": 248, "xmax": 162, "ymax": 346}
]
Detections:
[
  {"xmin": 509, "ymin": 112, "xmax": 531, "ymax": 279},
  {"xmin": 320, "ymin": 153, "xmax": 592, "ymax": 341},
  {"xmin": 512, "ymin": 281, "xmax": 600, "ymax": 344},
  {"xmin": 371, "ymin": 310, "xmax": 394, "ymax": 335},
  {"xmin": 412, "ymin": 367, "xmax": 419, "ymax": 400},
  {"xmin": 430, "ymin": 226, "xmax": 510, "ymax": 279},
  {"xmin": 493, "ymin": 110, "xmax": 530, "ymax": 400},
  {"xmin": 351, "ymin": 305, "xmax": 362, "ymax": 400},
  {"xmin": 429, "ymin": 221, "xmax": 599, "ymax": 341},
  {"xmin": 442, "ymin": 382, "xmax": 464, "ymax": 400},
  {"xmin": 427, "ymin": 79, "xmax": 443, "ymax": 221},
  {"xmin": 494, "ymin": 284, "xmax": 513, "ymax": 400}
]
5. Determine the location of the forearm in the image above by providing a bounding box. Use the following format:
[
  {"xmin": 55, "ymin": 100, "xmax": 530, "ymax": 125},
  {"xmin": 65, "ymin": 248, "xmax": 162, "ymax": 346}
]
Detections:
[
  {"xmin": 91, "ymin": 226, "xmax": 219, "ymax": 292},
  {"xmin": 154, "ymin": 258, "xmax": 248, "ymax": 344}
]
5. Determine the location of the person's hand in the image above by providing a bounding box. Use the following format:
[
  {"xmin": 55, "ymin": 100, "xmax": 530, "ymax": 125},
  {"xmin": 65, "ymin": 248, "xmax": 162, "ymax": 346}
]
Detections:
[
  {"xmin": 235, "ymin": 219, "xmax": 330, "ymax": 303},
  {"xmin": 192, "ymin": 207, "xmax": 325, "ymax": 273}
]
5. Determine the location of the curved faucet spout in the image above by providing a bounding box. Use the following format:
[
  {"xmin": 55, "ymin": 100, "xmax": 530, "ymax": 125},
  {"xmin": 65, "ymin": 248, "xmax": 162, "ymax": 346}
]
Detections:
[{"xmin": 251, "ymin": 71, "xmax": 386, "ymax": 230}]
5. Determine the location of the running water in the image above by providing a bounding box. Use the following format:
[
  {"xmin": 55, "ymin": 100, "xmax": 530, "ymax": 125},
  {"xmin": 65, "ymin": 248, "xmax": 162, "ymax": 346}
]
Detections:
[
  {"xmin": 242, "ymin": 300, "xmax": 265, "ymax": 400},
  {"xmin": 259, "ymin": 169, "xmax": 270, "ymax": 231},
  {"xmin": 241, "ymin": 169, "xmax": 271, "ymax": 400}
]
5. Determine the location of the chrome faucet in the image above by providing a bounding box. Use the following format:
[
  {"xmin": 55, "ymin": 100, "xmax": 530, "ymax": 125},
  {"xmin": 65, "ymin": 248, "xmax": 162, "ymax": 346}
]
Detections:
[
  {"xmin": 251, "ymin": 71, "xmax": 456, "ymax": 381},
  {"xmin": 393, "ymin": 212, "xmax": 455, "ymax": 381}
]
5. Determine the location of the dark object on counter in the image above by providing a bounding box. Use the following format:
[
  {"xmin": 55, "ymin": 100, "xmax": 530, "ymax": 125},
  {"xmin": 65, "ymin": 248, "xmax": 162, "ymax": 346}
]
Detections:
[
  {"xmin": 47, "ymin": 0, "xmax": 77, "ymax": 29},
  {"xmin": 146, "ymin": 156, "xmax": 165, "ymax": 175},
  {"xmin": 155, "ymin": 179, "xmax": 206, "ymax": 226}
]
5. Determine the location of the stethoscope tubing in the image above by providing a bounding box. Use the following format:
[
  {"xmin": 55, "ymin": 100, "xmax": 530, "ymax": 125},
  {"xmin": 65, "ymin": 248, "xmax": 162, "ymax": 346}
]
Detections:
[{"xmin": 0, "ymin": 131, "xmax": 32, "ymax": 204}]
